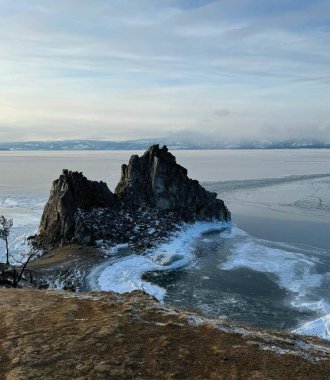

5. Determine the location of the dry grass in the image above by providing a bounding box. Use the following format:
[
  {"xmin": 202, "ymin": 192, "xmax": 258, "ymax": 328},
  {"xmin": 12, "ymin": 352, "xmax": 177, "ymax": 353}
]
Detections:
[{"xmin": 0, "ymin": 288, "xmax": 329, "ymax": 379}]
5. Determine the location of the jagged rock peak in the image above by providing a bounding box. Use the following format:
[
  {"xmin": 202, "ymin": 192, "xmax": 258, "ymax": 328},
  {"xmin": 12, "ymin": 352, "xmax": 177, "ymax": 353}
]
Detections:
[
  {"xmin": 36, "ymin": 146, "xmax": 230, "ymax": 249},
  {"xmin": 115, "ymin": 145, "xmax": 231, "ymax": 221},
  {"xmin": 38, "ymin": 170, "xmax": 116, "ymax": 246}
]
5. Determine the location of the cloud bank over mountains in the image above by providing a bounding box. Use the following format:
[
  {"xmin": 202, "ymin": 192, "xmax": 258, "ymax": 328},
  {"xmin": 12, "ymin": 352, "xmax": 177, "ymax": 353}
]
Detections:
[{"xmin": 0, "ymin": 0, "xmax": 329, "ymax": 143}]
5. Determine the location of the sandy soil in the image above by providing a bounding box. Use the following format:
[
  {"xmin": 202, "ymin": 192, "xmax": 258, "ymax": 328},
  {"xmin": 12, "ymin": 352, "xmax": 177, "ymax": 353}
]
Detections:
[
  {"xmin": 0, "ymin": 288, "xmax": 329, "ymax": 379},
  {"xmin": 27, "ymin": 245, "xmax": 101, "ymax": 270},
  {"xmin": 23, "ymin": 245, "xmax": 104, "ymax": 290}
]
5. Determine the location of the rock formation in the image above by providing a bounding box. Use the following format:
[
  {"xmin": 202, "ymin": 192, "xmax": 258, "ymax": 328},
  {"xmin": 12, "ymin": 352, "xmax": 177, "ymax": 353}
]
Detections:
[
  {"xmin": 115, "ymin": 145, "xmax": 230, "ymax": 221},
  {"xmin": 36, "ymin": 145, "xmax": 230, "ymax": 249},
  {"xmin": 38, "ymin": 170, "xmax": 117, "ymax": 246}
]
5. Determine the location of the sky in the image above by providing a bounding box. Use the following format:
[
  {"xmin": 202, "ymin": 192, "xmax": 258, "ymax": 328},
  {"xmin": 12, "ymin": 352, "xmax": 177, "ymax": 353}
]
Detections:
[{"xmin": 0, "ymin": 0, "xmax": 329, "ymax": 143}]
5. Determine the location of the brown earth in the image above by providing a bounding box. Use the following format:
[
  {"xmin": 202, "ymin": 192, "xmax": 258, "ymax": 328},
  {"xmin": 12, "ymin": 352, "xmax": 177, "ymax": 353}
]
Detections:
[
  {"xmin": 0, "ymin": 288, "xmax": 329, "ymax": 380},
  {"xmin": 24, "ymin": 245, "xmax": 104, "ymax": 290},
  {"xmin": 27, "ymin": 245, "xmax": 101, "ymax": 271}
]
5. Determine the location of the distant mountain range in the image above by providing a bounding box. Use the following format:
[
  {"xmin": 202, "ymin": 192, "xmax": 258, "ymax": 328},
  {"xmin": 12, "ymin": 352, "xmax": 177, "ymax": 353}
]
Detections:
[{"xmin": 0, "ymin": 139, "xmax": 329, "ymax": 151}]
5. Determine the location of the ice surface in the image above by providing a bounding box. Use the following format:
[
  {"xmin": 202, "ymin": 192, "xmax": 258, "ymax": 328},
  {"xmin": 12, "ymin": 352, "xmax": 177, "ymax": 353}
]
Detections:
[
  {"xmin": 0, "ymin": 196, "xmax": 45, "ymax": 263},
  {"xmin": 294, "ymin": 314, "xmax": 330, "ymax": 341},
  {"xmin": 87, "ymin": 222, "xmax": 230, "ymax": 301},
  {"xmin": 3, "ymin": 198, "xmax": 19, "ymax": 207},
  {"xmin": 220, "ymin": 226, "xmax": 330, "ymax": 340},
  {"xmin": 220, "ymin": 228, "xmax": 325, "ymax": 298},
  {"xmin": 88, "ymin": 255, "xmax": 168, "ymax": 301},
  {"xmin": 206, "ymin": 174, "xmax": 330, "ymax": 224},
  {"xmin": 221, "ymin": 227, "xmax": 329, "ymax": 303}
]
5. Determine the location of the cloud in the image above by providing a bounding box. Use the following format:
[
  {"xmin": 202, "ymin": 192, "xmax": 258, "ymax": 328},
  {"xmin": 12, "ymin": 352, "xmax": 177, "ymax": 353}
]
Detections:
[{"xmin": 0, "ymin": 0, "xmax": 329, "ymax": 142}]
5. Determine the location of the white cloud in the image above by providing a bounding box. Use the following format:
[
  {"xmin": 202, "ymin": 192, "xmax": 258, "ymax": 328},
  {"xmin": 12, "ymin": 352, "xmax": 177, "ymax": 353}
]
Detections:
[{"xmin": 0, "ymin": 0, "xmax": 329, "ymax": 142}]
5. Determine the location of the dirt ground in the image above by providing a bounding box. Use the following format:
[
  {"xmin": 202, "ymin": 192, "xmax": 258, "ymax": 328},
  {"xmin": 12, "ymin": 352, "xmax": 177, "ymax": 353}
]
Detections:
[
  {"xmin": 27, "ymin": 245, "xmax": 101, "ymax": 270},
  {"xmin": 25, "ymin": 245, "xmax": 104, "ymax": 290},
  {"xmin": 0, "ymin": 288, "xmax": 329, "ymax": 380}
]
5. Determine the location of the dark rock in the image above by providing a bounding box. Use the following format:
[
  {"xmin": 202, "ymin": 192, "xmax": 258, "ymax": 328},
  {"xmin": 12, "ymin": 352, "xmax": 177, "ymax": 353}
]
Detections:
[
  {"xmin": 79, "ymin": 206, "xmax": 182, "ymax": 253},
  {"xmin": 35, "ymin": 145, "xmax": 230, "ymax": 250},
  {"xmin": 115, "ymin": 145, "xmax": 230, "ymax": 221},
  {"xmin": 0, "ymin": 264, "xmax": 35, "ymax": 289},
  {"xmin": 37, "ymin": 170, "xmax": 117, "ymax": 247}
]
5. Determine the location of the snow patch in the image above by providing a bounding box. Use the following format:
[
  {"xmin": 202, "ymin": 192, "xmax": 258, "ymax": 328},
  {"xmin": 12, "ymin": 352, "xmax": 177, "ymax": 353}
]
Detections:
[
  {"xmin": 106, "ymin": 243, "xmax": 130, "ymax": 255},
  {"xmin": 294, "ymin": 314, "xmax": 330, "ymax": 341},
  {"xmin": 87, "ymin": 221, "xmax": 230, "ymax": 301},
  {"xmin": 3, "ymin": 198, "xmax": 19, "ymax": 207}
]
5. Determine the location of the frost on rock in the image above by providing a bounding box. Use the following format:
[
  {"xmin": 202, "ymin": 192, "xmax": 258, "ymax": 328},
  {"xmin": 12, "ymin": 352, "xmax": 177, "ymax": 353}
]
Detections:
[{"xmin": 34, "ymin": 145, "xmax": 230, "ymax": 251}]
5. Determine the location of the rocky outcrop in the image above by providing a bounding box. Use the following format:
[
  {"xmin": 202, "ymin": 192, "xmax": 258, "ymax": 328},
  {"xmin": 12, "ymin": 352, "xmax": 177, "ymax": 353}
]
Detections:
[
  {"xmin": 115, "ymin": 145, "xmax": 230, "ymax": 221},
  {"xmin": 36, "ymin": 145, "xmax": 230, "ymax": 249},
  {"xmin": 37, "ymin": 170, "xmax": 117, "ymax": 246}
]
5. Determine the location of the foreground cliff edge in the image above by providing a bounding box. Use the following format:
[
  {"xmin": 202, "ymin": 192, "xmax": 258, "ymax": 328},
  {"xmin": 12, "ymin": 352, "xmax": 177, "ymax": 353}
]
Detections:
[{"xmin": 0, "ymin": 288, "xmax": 329, "ymax": 379}]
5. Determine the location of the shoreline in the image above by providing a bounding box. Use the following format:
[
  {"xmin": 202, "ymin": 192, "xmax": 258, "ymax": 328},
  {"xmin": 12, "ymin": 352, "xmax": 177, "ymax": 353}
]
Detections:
[
  {"xmin": 25, "ymin": 219, "xmax": 330, "ymax": 343},
  {"xmin": 85, "ymin": 221, "xmax": 231, "ymax": 300},
  {"xmin": 26, "ymin": 245, "xmax": 104, "ymax": 291}
]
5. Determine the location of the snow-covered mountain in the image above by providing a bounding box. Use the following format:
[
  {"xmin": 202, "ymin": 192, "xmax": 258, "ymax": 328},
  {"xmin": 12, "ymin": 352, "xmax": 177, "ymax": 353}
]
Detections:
[{"xmin": 0, "ymin": 139, "xmax": 329, "ymax": 151}]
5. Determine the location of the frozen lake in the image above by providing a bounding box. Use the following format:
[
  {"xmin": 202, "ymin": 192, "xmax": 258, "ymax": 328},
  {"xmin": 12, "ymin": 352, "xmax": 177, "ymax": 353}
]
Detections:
[
  {"xmin": 1, "ymin": 148, "xmax": 330, "ymax": 194},
  {"xmin": 0, "ymin": 149, "xmax": 329, "ymax": 339}
]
